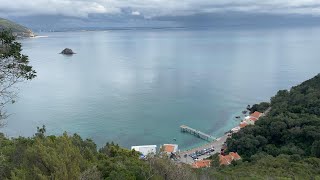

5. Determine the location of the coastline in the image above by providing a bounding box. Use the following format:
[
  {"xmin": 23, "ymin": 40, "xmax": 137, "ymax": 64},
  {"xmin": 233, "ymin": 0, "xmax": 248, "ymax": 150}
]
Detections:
[
  {"xmin": 178, "ymin": 126, "xmax": 235, "ymax": 164},
  {"xmin": 177, "ymin": 108, "xmax": 270, "ymax": 165},
  {"xmin": 30, "ymin": 35, "xmax": 48, "ymax": 38},
  {"xmin": 178, "ymin": 109, "xmax": 246, "ymax": 151},
  {"xmin": 175, "ymin": 111, "xmax": 244, "ymax": 164}
]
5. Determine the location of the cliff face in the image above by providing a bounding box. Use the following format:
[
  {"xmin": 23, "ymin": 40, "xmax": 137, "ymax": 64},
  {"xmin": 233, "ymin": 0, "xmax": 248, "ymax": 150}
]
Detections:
[{"xmin": 0, "ymin": 17, "xmax": 34, "ymax": 38}]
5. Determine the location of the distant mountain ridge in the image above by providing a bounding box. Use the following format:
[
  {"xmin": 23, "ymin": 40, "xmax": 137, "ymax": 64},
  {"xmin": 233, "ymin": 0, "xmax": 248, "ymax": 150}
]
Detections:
[
  {"xmin": 6, "ymin": 12, "xmax": 320, "ymax": 32},
  {"xmin": 0, "ymin": 17, "xmax": 34, "ymax": 37}
]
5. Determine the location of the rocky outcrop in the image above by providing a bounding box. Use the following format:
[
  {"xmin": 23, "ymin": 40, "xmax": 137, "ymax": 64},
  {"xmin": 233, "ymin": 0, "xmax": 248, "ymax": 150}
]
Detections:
[{"xmin": 61, "ymin": 48, "xmax": 75, "ymax": 55}]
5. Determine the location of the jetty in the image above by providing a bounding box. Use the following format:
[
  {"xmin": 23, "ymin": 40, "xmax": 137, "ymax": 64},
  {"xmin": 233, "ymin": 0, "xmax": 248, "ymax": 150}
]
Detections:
[
  {"xmin": 180, "ymin": 125, "xmax": 216, "ymax": 142},
  {"xmin": 179, "ymin": 134, "xmax": 229, "ymax": 164}
]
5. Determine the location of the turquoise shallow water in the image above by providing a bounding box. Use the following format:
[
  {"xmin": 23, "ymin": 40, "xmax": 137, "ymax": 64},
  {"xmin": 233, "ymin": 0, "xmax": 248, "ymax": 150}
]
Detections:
[{"xmin": 3, "ymin": 27, "xmax": 320, "ymax": 149}]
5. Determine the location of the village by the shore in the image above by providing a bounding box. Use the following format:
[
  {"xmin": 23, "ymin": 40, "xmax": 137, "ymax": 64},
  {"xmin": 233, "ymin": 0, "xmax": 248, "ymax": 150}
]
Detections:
[{"xmin": 131, "ymin": 106, "xmax": 271, "ymax": 168}]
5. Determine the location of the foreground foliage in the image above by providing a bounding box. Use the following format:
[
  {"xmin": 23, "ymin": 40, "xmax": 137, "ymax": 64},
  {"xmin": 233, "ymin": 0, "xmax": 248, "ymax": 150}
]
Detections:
[
  {"xmin": 208, "ymin": 154, "xmax": 320, "ymax": 179},
  {"xmin": 0, "ymin": 126, "xmax": 197, "ymax": 180},
  {"xmin": 0, "ymin": 127, "xmax": 148, "ymax": 179}
]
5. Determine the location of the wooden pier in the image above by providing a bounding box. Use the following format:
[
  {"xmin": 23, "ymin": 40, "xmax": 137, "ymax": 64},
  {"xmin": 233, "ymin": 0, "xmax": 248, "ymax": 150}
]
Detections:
[{"xmin": 180, "ymin": 125, "xmax": 216, "ymax": 142}]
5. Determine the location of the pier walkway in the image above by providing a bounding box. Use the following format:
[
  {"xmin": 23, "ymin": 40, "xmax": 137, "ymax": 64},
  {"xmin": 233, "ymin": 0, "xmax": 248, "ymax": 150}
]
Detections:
[{"xmin": 180, "ymin": 125, "xmax": 216, "ymax": 142}]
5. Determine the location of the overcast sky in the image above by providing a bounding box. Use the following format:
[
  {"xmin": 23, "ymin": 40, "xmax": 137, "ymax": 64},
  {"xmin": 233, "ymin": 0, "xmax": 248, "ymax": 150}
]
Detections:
[{"xmin": 1, "ymin": 0, "xmax": 320, "ymax": 18}]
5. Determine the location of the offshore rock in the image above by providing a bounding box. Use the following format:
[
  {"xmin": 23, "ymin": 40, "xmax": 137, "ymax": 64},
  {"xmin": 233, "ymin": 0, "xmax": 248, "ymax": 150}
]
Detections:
[{"xmin": 61, "ymin": 48, "xmax": 75, "ymax": 55}]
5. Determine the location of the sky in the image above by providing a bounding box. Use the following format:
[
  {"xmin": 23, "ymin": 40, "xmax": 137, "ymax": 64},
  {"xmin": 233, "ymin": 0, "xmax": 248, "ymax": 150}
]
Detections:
[{"xmin": 1, "ymin": 0, "xmax": 320, "ymax": 18}]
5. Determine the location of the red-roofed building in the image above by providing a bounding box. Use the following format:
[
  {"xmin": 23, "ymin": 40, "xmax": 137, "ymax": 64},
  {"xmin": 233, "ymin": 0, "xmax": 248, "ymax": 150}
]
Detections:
[
  {"xmin": 240, "ymin": 122, "xmax": 248, "ymax": 128},
  {"xmin": 243, "ymin": 111, "xmax": 263, "ymax": 125},
  {"xmin": 219, "ymin": 152, "xmax": 241, "ymax": 165},
  {"xmin": 251, "ymin": 111, "xmax": 262, "ymax": 119},
  {"xmin": 249, "ymin": 116, "xmax": 258, "ymax": 121},
  {"xmin": 162, "ymin": 144, "xmax": 178, "ymax": 154},
  {"xmin": 219, "ymin": 155, "xmax": 233, "ymax": 165},
  {"xmin": 229, "ymin": 152, "xmax": 241, "ymax": 160},
  {"xmin": 192, "ymin": 160, "xmax": 211, "ymax": 168},
  {"xmin": 244, "ymin": 117, "xmax": 255, "ymax": 125}
]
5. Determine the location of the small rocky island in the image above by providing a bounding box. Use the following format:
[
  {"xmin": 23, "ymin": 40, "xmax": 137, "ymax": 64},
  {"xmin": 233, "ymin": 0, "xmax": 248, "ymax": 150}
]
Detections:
[{"xmin": 60, "ymin": 48, "xmax": 75, "ymax": 55}]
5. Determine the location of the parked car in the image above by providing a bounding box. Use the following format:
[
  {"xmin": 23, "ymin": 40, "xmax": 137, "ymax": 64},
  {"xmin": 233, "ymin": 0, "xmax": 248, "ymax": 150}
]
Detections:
[{"xmin": 196, "ymin": 151, "xmax": 202, "ymax": 156}]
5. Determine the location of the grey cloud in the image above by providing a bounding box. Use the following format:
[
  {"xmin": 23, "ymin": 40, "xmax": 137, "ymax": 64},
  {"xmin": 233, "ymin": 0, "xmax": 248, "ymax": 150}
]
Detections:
[{"xmin": 1, "ymin": 0, "xmax": 320, "ymax": 18}]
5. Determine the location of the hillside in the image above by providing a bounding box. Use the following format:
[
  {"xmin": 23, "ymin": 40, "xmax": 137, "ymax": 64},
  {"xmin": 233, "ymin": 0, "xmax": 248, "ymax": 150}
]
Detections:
[
  {"xmin": 0, "ymin": 17, "xmax": 34, "ymax": 37},
  {"xmin": 214, "ymin": 74, "xmax": 320, "ymax": 179}
]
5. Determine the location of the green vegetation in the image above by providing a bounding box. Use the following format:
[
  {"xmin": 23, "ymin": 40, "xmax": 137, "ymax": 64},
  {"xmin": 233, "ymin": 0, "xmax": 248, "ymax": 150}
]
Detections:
[
  {"xmin": 1, "ymin": 30, "xmax": 320, "ymax": 179},
  {"xmin": 249, "ymin": 102, "xmax": 270, "ymax": 114},
  {"xmin": 0, "ymin": 126, "xmax": 198, "ymax": 180},
  {"xmin": 0, "ymin": 126, "xmax": 147, "ymax": 179},
  {"xmin": 208, "ymin": 154, "xmax": 320, "ymax": 179},
  {"xmin": 228, "ymin": 74, "xmax": 320, "ymax": 159},
  {"xmin": 0, "ymin": 18, "xmax": 34, "ymax": 37},
  {"xmin": 220, "ymin": 74, "xmax": 320, "ymax": 178}
]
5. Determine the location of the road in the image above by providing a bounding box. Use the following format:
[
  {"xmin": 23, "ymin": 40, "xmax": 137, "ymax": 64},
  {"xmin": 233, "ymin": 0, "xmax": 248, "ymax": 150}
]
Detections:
[{"xmin": 178, "ymin": 133, "xmax": 229, "ymax": 164}]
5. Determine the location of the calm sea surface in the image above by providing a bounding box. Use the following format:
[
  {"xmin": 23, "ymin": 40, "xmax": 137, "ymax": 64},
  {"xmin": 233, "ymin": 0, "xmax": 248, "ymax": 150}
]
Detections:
[{"xmin": 3, "ymin": 27, "xmax": 320, "ymax": 149}]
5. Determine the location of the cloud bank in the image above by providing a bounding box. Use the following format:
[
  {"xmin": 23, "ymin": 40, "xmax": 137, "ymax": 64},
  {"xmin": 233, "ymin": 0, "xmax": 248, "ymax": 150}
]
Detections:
[{"xmin": 1, "ymin": 0, "xmax": 320, "ymax": 18}]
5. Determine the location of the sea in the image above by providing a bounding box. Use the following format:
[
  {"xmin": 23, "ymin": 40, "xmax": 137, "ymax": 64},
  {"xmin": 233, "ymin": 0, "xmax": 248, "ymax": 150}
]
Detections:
[{"xmin": 3, "ymin": 27, "xmax": 320, "ymax": 150}]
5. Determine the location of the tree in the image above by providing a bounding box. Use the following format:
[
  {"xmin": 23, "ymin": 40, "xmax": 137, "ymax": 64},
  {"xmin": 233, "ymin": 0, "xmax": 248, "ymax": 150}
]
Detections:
[
  {"xmin": 0, "ymin": 30, "xmax": 36, "ymax": 126},
  {"xmin": 311, "ymin": 141, "xmax": 320, "ymax": 158},
  {"xmin": 250, "ymin": 102, "xmax": 270, "ymax": 114},
  {"xmin": 9, "ymin": 132, "xmax": 89, "ymax": 179}
]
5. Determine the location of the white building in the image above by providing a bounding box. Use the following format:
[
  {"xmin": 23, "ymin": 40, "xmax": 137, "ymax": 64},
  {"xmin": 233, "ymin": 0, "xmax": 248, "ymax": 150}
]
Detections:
[
  {"xmin": 131, "ymin": 145, "xmax": 157, "ymax": 156},
  {"xmin": 244, "ymin": 116, "xmax": 255, "ymax": 125}
]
